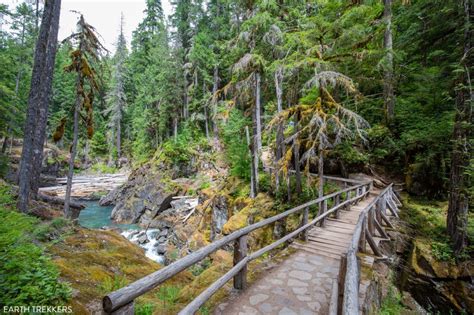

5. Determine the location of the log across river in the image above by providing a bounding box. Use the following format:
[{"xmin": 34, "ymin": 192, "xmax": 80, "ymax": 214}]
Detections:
[{"xmin": 39, "ymin": 173, "xmax": 128, "ymax": 199}]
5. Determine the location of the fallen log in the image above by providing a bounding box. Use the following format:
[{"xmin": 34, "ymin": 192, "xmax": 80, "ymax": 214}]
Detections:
[{"xmin": 38, "ymin": 193, "xmax": 85, "ymax": 209}]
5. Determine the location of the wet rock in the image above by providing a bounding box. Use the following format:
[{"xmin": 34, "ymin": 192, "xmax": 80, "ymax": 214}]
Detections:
[
  {"xmin": 137, "ymin": 233, "xmax": 148, "ymax": 244},
  {"xmin": 211, "ymin": 195, "xmax": 227, "ymax": 240},
  {"xmin": 402, "ymin": 292, "xmax": 428, "ymax": 314},
  {"xmin": 402, "ymin": 239, "xmax": 474, "ymax": 313},
  {"xmin": 155, "ymin": 244, "xmax": 166, "ymax": 255},
  {"xmin": 100, "ymin": 164, "xmax": 177, "ymax": 224},
  {"xmin": 157, "ymin": 236, "xmax": 166, "ymax": 243},
  {"xmin": 159, "ymin": 229, "xmax": 168, "ymax": 237}
]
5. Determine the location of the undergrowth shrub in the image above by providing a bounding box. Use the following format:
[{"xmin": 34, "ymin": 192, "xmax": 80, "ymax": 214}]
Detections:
[{"xmin": 0, "ymin": 185, "xmax": 71, "ymax": 305}]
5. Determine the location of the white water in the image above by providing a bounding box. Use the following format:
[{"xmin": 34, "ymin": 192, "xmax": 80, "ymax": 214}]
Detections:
[{"xmin": 121, "ymin": 229, "xmax": 166, "ymax": 264}]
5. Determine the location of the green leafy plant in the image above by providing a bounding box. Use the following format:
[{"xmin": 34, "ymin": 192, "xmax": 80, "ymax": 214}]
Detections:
[
  {"xmin": 380, "ymin": 283, "xmax": 404, "ymax": 315},
  {"xmin": 0, "ymin": 204, "xmax": 72, "ymax": 305},
  {"xmin": 135, "ymin": 302, "xmax": 154, "ymax": 315},
  {"xmin": 156, "ymin": 285, "xmax": 180, "ymax": 313},
  {"xmin": 99, "ymin": 274, "xmax": 128, "ymax": 293}
]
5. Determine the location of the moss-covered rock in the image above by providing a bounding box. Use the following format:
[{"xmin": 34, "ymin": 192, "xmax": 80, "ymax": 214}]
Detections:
[{"xmin": 50, "ymin": 227, "xmax": 191, "ymax": 314}]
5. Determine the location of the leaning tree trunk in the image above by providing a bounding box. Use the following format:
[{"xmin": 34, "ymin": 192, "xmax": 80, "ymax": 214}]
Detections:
[
  {"xmin": 29, "ymin": 0, "xmax": 61, "ymax": 198},
  {"xmin": 447, "ymin": 0, "xmax": 472, "ymax": 256},
  {"xmin": 64, "ymin": 74, "xmax": 82, "ymax": 218},
  {"xmin": 383, "ymin": 0, "xmax": 395, "ymax": 124},
  {"xmin": 17, "ymin": 0, "xmax": 61, "ymax": 212}
]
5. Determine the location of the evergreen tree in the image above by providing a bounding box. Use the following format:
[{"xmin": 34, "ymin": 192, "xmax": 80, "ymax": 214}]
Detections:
[
  {"xmin": 62, "ymin": 14, "xmax": 104, "ymax": 217},
  {"xmin": 105, "ymin": 14, "xmax": 128, "ymax": 163},
  {"xmin": 17, "ymin": 0, "xmax": 61, "ymax": 212}
]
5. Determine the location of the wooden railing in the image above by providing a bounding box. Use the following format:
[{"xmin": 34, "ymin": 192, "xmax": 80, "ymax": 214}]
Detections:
[
  {"xmin": 339, "ymin": 184, "xmax": 402, "ymax": 315},
  {"xmin": 103, "ymin": 177, "xmax": 373, "ymax": 314}
]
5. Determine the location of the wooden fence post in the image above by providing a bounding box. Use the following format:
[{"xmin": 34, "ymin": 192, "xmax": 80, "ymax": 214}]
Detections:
[
  {"xmin": 368, "ymin": 206, "xmax": 375, "ymax": 236},
  {"xmin": 376, "ymin": 198, "xmax": 383, "ymax": 227},
  {"xmin": 109, "ymin": 301, "xmax": 134, "ymax": 315},
  {"xmin": 320, "ymin": 199, "xmax": 328, "ymax": 227},
  {"xmin": 337, "ymin": 254, "xmax": 347, "ymax": 315},
  {"xmin": 233, "ymin": 235, "xmax": 248, "ymax": 290},
  {"xmin": 334, "ymin": 194, "xmax": 341, "ymax": 219},
  {"xmin": 345, "ymin": 190, "xmax": 351, "ymax": 211},
  {"xmin": 300, "ymin": 206, "xmax": 309, "ymax": 241},
  {"xmin": 358, "ymin": 217, "xmax": 367, "ymax": 253}
]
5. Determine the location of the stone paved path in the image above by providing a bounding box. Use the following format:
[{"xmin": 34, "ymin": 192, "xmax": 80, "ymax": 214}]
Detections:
[
  {"xmin": 214, "ymin": 251, "xmax": 339, "ymax": 315},
  {"xmin": 215, "ymin": 191, "xmax": 380, "ymax": 315}
]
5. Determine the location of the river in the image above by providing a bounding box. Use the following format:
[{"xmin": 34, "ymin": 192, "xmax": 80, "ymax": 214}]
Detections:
[{"xmin": 78, "ymin": 201, "xmax": 165, "ymax": 264}]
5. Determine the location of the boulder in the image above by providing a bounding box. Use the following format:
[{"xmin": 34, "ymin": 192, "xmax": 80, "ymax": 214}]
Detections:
[
  {"xmin": 137, "ymin": 233, "xmax": 149, "ymax": 244},
  {"xmin": 100, "ymin": 164, "xmax": 177, "ymax": 224},
  {"xmin": 155, "ymin": 244, "xmax": 166, "ymax": 255},
  {"xmin": 212, "ymin": 195, "xmax": 227, "ymax": 236}
]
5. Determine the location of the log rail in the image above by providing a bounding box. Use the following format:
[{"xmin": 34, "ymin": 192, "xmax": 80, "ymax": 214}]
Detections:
[
  {"xmin": 339, "ymin": 183, "xmax": 401, "ymax": 315},
  {"xmin": 103, "ymin": 176, "xmax": 373, "ymax": 314}
]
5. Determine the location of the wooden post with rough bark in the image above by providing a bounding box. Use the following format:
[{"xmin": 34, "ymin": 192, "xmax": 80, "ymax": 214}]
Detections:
[
  {"xmin": 358, "ymin": 216, "xmax": 367, "ymax": 253},
  {"xmin": 320, "ymin": 199, "xmax": 328, "ymax": 227},
  {"xmin": 301, "ymin": 206, "xmax": 309, "ymax": 241},
  {"xmin": 334, "ymin": 194, "xmax": 341, "ymax": 218},
  {"xmin": 233, "ymin": 234, "xmax": 248, "ymax": 290}
]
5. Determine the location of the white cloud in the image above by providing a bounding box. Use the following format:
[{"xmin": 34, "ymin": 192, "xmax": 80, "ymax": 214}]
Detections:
[{"xmin": 1, "ymin": 0, "xmax": 173, "ymax": 52}]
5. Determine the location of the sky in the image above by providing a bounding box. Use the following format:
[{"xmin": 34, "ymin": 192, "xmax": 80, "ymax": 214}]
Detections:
[{"xmin": 1, "ymin": 0, "xmax": 173, "ymax": 52}]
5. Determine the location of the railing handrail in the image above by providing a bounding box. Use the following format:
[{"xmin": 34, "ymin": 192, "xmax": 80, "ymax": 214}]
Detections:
[
  {"xmin": 103, "ymin": 180, "xmax": 372, "ymax": 313},
  {"xmin": 179, "ymin": 189, "xmax": 370, "ymax": 314},
  {"xmin": 342, "ymin": 183, "xmax": 395, "ymax": 315},
  {"xmin": 264, "ymin": 166, "xmax": 368, "ymax": 185}
]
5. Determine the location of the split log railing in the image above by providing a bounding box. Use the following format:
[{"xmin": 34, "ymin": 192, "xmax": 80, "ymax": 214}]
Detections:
[
  {"xmin": 339, "ymin": 184, "xmax": 401, "ymax": 315},
  {"xmin": 103, "ymin": 177, "xmax": 373, "ymax": 314}
]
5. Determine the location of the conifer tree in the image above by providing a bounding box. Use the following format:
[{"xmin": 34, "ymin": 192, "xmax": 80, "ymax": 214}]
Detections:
[
  {"xmin": 105, "ymin": 14, "xmax": 128, "ymax": 163},
  {"xmin": 62, "ymin": 14, "xmax": 104, "ymax": 217},
  {"xmin": 17, "ymin": 0, "xmax": 61, "ymax": 212}
]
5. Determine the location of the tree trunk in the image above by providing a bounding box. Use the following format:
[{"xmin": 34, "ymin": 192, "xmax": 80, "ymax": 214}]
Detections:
[
  {"xmin": 447, "ymin": 0, "xmax": 472, "ymax": 256},
  {"xmin": 255, "ymin": 72, "xmax": 262, "ymax": 153},
  {"xmin": 318, "ymin": 143, "xmax": 324, "ymax": 215},
  {"xmin": 383, "ymin": 0, "xmax": 395, "ymax": 124},
  {"xmin": 173, "ymin": 116, "xmax": 178, "ymax": 142},
  {"xmin": 29, "ymin": 0, "xmax": 61, "ymax": 198},
  {"xmin": 274, "ymin": 67, "xmax": 284, "ymax": 190},
  {"xmin": 117, "ymin": 119, "xmax": 121, "ymax": 160},
  {"xmin": 212, "ymin": 65, "xmax": 219, "ymax": 139},
  {"xmin": 203, "ymin": 81, "xmax": 209, "ymax": 139},
  {"xmin": 183, "ymin": 71, "xmax": 189, "ymax": 119},
  {"xmin": 17, "ymin": 0, "xmax": 61, "ymax": 212},
  {"xmin": 64, "ymin": 75, "xmax": 82, "ymax": 218},
  {"xmin": 246, "ymin": 126, "xmax": 257, "ymax": 198},
  {"xmin": 294, "ymin": 113, "xmax": 302, "ymax": 194}
]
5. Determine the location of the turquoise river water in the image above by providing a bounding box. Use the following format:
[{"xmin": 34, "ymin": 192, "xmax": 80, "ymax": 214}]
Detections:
[{"xmin": 78, "ymin": 201, "xmax": 138, "ymax": 230}]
